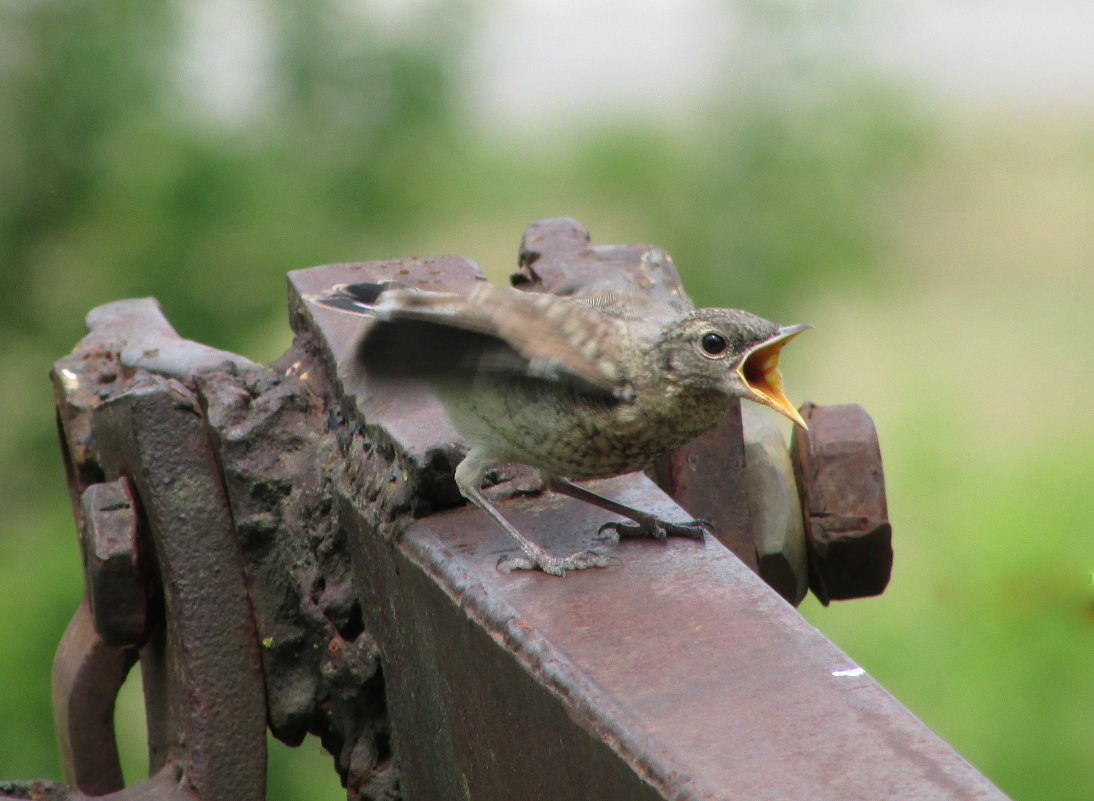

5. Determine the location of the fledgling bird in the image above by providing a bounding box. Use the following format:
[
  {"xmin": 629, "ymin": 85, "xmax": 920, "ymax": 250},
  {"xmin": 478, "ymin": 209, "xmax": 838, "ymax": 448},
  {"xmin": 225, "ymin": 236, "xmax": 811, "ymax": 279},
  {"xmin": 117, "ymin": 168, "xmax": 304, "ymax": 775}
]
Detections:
[{"xmin": 315, "ymin": 280, "xmax": 810, "ymax": 576}]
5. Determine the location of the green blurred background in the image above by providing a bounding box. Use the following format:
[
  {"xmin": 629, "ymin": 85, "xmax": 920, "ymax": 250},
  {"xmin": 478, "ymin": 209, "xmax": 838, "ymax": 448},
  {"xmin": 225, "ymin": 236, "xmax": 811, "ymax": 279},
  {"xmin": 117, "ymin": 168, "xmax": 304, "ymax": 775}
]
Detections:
[{"xmin": 1, "ymin": 1, "xmax": 1091, "ymax": 799}]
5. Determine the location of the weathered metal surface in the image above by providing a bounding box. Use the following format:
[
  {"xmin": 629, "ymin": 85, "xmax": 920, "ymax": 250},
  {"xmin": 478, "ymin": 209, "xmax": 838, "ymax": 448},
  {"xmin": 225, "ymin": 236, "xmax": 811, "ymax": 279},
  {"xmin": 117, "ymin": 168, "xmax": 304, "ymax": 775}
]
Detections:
[
  {"xmin": 341, "ymin": 472, "xmax": 1007, "ymax": 800},
  {"xmin": 741, "ymin": 406, "xmax": 809, "ymax": 605},
  {"xmin": 47, "ymin": 602, "xmax": 201, "ymax": 801},
  {"xmin": 46, "ymin": 292, "xmax": 395, "ymax": 800},
  {"xmin": 195, "ymin": 353, "xmax": 392, "ymax": 794},
  {"xmin": 0, "ymin": 770, "xmax": 197, "ymax": 801},
  {"xmin": 86, "ymin": 297, "xmax": 256, "ymax": 381},
  {"xmin": 288, "ymin": 257, "xmax": 484, "ymax": 512},
  {"xmin": 651, "ymin": 403, "xmax": 757, "ymax": 570},
  {"xmin": 342, "ymin": 487, "xmax": 670, "ymax": 801},
  {"xmin": 514, "ymin": 216, "xmax": 694, "ymax": 325},
  {"xmin": 78, "ymin": 478, "xmax": 147, "ymax": 647},
  {"xmin": 51, "ymin": 601, "xmax": 136, "ymax": 795},
  {"xmin": 49, "ymin": 296, "xmax": 270, "ymax": 801},
  {"xmin": 791, "ymin": 402, "xmax": 892, "ymax": 604},
  {"xmin": 51, "ymin": 297, "xmax": 252, "ymax": 532},
  {"xmin": 91, "ymin": 376, "xmax": 267, "ymax": 801}
]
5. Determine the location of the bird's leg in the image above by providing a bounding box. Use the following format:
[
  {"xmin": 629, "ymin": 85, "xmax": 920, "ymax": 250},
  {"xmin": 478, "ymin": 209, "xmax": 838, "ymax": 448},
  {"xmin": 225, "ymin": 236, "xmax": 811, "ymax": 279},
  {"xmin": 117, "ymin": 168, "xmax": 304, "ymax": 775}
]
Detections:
[
  {"xmin": 454, "ymin": 451, "xmax": 613, "ymax": 577},
  {"xmin": 547, "ymin": 476, "xmax": 709, "ymax": 542}
]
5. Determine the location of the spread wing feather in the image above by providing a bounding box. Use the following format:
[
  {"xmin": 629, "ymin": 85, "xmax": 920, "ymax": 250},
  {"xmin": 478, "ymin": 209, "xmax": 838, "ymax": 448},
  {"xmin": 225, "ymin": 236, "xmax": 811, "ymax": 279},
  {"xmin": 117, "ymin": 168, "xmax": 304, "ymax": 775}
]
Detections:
[{"xmin": 312, "ymin": 282, "xmax": 628, "ymax": 399}]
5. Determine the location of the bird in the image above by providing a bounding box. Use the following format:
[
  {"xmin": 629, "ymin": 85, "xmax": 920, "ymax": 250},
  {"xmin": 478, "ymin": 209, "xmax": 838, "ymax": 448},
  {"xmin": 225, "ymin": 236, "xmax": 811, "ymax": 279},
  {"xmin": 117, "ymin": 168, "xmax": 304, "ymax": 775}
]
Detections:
[{"xmin": 314, "ymin": 280, "xmax": 811, "ymax": 576}]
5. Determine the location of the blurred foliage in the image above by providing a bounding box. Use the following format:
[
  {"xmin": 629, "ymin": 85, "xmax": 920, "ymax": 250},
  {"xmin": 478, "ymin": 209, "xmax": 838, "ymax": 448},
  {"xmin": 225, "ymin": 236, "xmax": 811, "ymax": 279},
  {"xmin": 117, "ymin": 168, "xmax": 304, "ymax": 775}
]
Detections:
[
  {"xmin": 1, "ymin": 1, "xmax": 1089, "ymax": 800},
  {"xmin": 562, "ymin": 82, "xmax": 926, "ymax": 312}
]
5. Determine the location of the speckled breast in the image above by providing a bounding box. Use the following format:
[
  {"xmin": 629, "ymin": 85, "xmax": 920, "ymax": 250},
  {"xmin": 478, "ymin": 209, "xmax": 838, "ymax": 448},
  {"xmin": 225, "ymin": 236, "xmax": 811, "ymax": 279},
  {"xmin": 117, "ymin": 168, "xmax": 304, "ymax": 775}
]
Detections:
[{"xmin": 437, "ymin": 376, "xmax": 731, "ymax": 479}]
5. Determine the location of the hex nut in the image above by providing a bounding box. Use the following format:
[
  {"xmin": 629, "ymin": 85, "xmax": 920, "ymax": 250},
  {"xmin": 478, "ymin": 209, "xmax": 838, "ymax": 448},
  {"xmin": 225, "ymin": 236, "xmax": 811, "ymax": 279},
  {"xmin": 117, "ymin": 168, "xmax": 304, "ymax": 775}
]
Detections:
[
  {"xmin": 791, "ymin": 403, "xmax": 892, "ymax": 605},
  {"xmin": 78, "ymin": 478, "xmax": 148, "ymax": 646}
]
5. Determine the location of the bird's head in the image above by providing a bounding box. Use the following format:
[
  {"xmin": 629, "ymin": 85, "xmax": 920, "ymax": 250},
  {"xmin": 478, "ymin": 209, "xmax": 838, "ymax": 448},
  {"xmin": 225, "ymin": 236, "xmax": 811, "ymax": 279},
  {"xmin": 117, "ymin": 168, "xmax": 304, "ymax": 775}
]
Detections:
[{"xmin": 659, "ymin": 309, "xmax": 812, "ymax": 428}]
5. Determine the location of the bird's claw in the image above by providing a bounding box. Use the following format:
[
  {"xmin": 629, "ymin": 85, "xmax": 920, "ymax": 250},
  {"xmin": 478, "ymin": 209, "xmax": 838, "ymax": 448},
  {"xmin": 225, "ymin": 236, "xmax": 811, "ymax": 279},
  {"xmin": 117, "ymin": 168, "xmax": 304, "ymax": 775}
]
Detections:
[
  {"xmin": 497, "ymin": 548, "xmax": 616, "ymax": 577},
  {"xmin": 597, "ymin": 517, "xmax": 709, "ymax": 542}
]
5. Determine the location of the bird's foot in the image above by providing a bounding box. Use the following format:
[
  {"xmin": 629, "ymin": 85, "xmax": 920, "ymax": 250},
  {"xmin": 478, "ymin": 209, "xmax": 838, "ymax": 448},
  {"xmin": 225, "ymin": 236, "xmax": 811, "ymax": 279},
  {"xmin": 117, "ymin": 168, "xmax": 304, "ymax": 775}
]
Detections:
[
  {"xmin": 497, "ymin": 547, "xmax": 616, "ymax": 577},
  {"xmin": 597, "ymin": 516, "xmax": 709, "ymax": 542}
]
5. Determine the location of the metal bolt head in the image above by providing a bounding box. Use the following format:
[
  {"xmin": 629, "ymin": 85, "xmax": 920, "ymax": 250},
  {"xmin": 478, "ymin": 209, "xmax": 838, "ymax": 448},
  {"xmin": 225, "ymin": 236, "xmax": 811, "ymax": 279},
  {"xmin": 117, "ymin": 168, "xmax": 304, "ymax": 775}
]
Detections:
[
  {"xmin": 791, "ymin": 402, "xmax": 892, "ymax": 605},
  {"xmin": 78, "ymin": 477, "xmax": 149, "ymax": 646}
]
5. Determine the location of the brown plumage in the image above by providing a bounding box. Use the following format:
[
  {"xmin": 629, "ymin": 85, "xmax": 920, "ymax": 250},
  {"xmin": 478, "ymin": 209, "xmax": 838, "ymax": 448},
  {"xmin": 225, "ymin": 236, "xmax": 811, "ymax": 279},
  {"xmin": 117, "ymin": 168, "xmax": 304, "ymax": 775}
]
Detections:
[{"xmin": 317, "ymin": 281, "xmax": 810, "ymax": 576}]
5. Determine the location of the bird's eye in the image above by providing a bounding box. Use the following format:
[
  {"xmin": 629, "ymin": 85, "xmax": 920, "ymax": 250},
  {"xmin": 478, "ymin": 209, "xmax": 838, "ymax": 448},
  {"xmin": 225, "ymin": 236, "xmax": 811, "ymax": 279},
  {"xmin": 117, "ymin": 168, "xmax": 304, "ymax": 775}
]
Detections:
[{"xmin": 700, "ymin": 331, "xmax": 728, "ymax": 356}]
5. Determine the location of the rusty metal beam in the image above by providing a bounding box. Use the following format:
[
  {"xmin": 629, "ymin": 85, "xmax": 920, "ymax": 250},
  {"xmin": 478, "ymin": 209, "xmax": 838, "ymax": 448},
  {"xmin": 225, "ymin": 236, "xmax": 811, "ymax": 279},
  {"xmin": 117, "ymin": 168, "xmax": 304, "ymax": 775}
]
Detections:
[
  {"xmin": 285, "ymin": 220, "xmax": 1009, "ymax": 801},
  {"xmin": 340, "ymin": 479, "xmax": 1006, "ymax": 800}
]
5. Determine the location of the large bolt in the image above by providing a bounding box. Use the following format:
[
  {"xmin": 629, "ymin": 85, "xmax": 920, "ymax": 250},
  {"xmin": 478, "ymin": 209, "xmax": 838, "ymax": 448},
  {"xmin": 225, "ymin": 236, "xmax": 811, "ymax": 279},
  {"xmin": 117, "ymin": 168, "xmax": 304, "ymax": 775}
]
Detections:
[
  {"xmin": 791, "ymin": 403, "xmax": 892, "ymax": 605},
  {"xmin": 79, "ymin": 477, "xmax": 149, "ymax": 646}
]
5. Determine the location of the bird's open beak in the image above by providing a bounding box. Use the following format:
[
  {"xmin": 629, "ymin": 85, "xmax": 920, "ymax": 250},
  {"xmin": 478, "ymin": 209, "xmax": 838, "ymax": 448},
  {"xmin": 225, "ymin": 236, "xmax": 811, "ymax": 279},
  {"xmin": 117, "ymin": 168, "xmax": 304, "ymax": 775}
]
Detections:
[{"xmin": 737, "ymin": 323, "xmax": 812, "ymax": 429}]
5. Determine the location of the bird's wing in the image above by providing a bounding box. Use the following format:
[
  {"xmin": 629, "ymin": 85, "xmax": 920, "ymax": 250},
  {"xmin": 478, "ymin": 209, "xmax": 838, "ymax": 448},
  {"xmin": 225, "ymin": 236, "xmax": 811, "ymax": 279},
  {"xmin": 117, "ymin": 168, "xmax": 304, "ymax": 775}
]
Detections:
[{"xmin": 316, "ymin": 282, "xmax": 629, "ymax": 399}]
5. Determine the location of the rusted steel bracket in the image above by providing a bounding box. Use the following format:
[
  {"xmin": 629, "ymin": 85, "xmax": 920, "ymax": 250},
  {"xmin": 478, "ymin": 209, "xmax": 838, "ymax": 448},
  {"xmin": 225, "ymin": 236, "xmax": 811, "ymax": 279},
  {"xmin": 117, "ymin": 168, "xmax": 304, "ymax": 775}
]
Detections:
[
  {"xmin": 33, "ymin": 296, "xmax": 390, "ymax": 801},
  {"xmin": 8, "ymin": 218, "xmax": 1005, "ymax": 801},
  {"xmin": 43, "ymin": 319, "xmax": 268, "ymax": 801}
]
